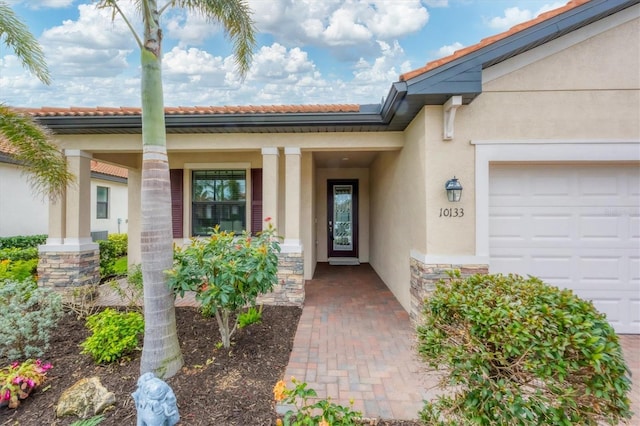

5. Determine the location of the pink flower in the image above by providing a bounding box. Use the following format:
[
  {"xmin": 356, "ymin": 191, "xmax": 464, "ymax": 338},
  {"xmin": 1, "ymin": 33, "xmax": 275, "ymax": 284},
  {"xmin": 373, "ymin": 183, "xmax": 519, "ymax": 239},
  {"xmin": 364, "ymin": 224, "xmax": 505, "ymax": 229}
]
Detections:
[
  {"xmin": 27, "ymin": 379, "xmax": 35, "ymax": 388},
  {"xmin": 10, "ymin": 362, "xmax": 19, "ymax": 369},
  {"xmin": 264, "ymin": 217, "xmax": 272, "ymax": 222},
  {"xmin": 12, "ymin": 377, "xmax": 22, "ymax": 385},
  {"xmin": 3, "ymin": 390, "xmax": 10, "ymax": 401}
]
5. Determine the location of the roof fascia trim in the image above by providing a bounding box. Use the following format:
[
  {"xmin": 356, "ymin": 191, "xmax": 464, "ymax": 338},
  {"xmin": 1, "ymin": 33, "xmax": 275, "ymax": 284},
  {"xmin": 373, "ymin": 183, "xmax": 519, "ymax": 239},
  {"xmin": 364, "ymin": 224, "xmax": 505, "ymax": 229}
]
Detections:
[{"xmin": 34, "ymin": 111, "xmax": 387, "ymax": 132}]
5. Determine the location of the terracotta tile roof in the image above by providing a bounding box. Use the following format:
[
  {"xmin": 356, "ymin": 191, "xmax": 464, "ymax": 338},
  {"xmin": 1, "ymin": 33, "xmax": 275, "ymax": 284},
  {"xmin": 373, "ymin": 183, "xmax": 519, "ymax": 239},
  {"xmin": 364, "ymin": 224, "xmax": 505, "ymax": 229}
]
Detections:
[
  {"xmin": 400, "ymin": 0, "xmax": 591, "ymax": 81},
  {"xmin": 18, "ymin": 104, "xmax": 360, "ymax": 117},
  {"xmin": 91, "ymin": 160, "xmax": 128, "ymax": 179},
  {"xmin": 0, "ymin": 137, "xmax": 127, "ymax": 179}
]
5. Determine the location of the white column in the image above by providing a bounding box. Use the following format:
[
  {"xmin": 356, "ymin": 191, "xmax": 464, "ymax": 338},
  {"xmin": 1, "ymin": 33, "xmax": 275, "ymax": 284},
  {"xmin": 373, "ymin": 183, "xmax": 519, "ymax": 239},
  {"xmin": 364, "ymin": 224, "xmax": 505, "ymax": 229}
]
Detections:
[
  {"xmin": 127, "ymin": 167, "xmax": 142, "ymax": 265},
  {"xmin": 261, "ymin": 147, "xmax": 279, "ymax": 231},
  {"xmin": 283, "ymin": 147, "xmax": 302, "ymax": 253},
  {"xmin": 64, "ymin": 150, "xmax": 97, "ymax": 250}
]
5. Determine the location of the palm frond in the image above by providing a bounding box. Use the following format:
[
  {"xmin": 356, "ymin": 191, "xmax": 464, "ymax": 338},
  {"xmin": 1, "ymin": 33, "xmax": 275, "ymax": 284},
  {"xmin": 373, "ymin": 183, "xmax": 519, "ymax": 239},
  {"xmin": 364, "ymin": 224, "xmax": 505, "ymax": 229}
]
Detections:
[
  {"xmin": 0, "ymin": 1, "xmax": 51, "ymax": 85},
  {"xmin": 0, "ymin": 105, "xmax": 74, "ymax": 201},
  {"xmin": 174, "ymin": 0, "xmax": 256, "ymax": 78}
]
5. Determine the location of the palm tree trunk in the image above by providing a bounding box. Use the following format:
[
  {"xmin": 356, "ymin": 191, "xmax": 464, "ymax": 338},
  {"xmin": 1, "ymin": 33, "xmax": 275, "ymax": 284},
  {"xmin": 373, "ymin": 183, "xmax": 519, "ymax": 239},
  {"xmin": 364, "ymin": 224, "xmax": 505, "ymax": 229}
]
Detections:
[{"xmin": 138, "ymin": 0, "xmax": 183, "ymax": 379}]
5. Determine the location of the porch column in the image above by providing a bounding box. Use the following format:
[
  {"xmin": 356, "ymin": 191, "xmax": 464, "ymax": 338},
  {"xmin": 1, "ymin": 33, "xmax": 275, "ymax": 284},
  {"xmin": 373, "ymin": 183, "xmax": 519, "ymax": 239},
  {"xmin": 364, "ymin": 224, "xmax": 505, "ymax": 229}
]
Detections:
[
  {"xmin": 38, "ymin": 150, "xmax": 99, "ymax": 288},
  {"xmin": 261, "ymin": 147, "xmax": 279, "ymax": 231},
  {"xmin": 127, "ymin": 167, "xmax": 142, "ymax": 266},
  {"xmin": 283, "ymin": 147, "xmax": 302, "ymax": 252},
  {"xmin": 46, "ymin": 193, "xmax": 65, "ymax": 246},
  {"xmin": 64, "ymin": 150, "xmax": 94, "ymax": 247}
]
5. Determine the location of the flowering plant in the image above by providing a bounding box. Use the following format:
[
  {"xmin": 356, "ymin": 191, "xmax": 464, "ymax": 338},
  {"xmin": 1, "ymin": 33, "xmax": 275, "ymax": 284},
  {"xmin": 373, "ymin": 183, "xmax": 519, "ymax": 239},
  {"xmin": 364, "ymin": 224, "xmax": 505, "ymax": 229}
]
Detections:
[
  {"xmin": 0, "ymin": 359, "xmax": 52, "ymax": 408},
  {"xmin": 274, "ymin": 377, "xmax": 361, "ymax": 426},
  {"xmin": 168, "ymin": 218, "xmax": 281, "ymax": 349}
]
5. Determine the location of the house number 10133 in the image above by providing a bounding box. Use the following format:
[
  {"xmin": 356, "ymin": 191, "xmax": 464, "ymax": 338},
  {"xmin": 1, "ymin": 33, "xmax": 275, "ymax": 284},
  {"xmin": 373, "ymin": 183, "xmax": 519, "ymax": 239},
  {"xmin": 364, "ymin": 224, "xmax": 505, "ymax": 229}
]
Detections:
[{"xmin": 439, "ymin": 207, "xmax": 464, "ymax": 218}]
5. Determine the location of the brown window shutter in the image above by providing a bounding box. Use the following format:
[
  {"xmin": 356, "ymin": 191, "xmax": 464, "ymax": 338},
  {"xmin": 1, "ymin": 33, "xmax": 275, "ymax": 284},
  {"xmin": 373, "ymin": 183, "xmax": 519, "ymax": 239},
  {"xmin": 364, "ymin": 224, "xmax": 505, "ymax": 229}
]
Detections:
[
  {"xmin": 170, "ymin": 169, "xmax": 184, "ymax": 238},
  {"xmin": 251, "ymin": 168, "xmax": 263, "ymax": 235}
]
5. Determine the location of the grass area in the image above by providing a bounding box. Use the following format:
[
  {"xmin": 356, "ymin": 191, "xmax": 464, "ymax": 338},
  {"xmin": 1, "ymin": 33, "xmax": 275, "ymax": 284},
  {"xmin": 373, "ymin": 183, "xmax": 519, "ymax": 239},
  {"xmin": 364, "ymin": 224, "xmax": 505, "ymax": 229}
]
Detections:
[{"xmin": 113, "ymin": 256, "xmax": 128, "ymax": 276}]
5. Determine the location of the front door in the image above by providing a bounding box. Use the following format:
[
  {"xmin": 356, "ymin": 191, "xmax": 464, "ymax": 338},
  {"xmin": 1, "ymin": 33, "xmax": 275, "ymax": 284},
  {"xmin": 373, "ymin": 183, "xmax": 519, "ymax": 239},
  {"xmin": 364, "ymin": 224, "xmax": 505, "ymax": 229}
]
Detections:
[{"xmin": 327, "ymin": 180, "xmax": 358, "ymax": 258}]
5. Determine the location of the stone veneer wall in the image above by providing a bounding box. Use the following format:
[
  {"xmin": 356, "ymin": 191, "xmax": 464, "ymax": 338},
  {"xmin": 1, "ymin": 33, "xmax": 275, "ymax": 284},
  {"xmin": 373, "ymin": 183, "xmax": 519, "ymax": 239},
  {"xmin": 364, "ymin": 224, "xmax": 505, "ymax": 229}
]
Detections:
[
  {"xmin": 410, "ymin": 258, "xmax": 489, "ymax": 321},
  {"xmin": 258, "ymin": 252, "xmax": 305, "ymax": 306},
  {"xmin": 38, "ymin": 249, "xmax": 100, "ymax": 288}
]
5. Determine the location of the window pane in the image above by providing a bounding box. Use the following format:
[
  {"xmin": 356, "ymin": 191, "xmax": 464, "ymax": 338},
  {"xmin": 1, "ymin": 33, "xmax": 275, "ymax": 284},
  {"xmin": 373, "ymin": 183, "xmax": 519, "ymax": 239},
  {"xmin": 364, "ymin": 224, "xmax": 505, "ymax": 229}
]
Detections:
[
  {"xmin": 96, "ymin": 186, "xmax": 108, "ymax": 219},
  {"xmin": 97, "ymin": 186, "xmax": 108, "ymax": 202},
  {"xmin": 192, "ymin": 170, "xmax": 246, "ymax": 236}
]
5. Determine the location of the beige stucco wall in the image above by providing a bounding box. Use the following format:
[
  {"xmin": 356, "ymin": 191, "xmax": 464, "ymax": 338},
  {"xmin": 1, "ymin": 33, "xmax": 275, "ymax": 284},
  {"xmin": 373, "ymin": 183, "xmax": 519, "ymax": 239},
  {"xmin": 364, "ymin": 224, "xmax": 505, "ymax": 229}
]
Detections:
[
  {"xmin": 418, "ymin": 11, "xmax": 640, "ymax": 260},
  {"xmin": 369, "ymin": 109, "xmax": 427, "ymax": 311},
  {"xmin": 469, "ymin": 15, "xmax": 639, "ymax": 141},
  {"xmin": 0, "ymin": 162, "xmax": 49, "ymax": 237},
  {"xmin": 315, "ymin": 167, "xmax": 370, "ymax": 264}
]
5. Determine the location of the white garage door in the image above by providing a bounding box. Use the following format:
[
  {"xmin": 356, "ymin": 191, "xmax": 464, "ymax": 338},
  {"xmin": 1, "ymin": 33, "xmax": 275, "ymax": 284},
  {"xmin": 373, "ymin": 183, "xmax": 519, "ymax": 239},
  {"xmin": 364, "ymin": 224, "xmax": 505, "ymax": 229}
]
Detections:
[{"xmin": 489, "ymin": 164, "xmax": 640, "ymax": 334}]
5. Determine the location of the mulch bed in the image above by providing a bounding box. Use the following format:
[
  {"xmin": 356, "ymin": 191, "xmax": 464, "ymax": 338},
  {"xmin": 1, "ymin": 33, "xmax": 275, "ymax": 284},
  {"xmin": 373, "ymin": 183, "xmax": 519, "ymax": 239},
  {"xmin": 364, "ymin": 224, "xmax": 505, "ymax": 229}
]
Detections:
[{"xmin": 0, "ymin": 305, "xmax": 421, "ymax": 426}]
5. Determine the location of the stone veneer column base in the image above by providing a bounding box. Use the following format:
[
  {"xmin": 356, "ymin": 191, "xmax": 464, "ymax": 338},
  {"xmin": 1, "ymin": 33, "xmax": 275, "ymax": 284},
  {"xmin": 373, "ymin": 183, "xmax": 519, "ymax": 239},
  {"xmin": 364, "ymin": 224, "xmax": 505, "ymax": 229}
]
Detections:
[
  {"xmin": 38, "ymin": 249, "xmax": 100, "ymax": 289},
  {"xmin": 258, "ymin": 252, "xmax": 305, "ymax": 306},
  {"xmin": 410, "ymin": 258, "xmax": 488, "ymax": 322}
]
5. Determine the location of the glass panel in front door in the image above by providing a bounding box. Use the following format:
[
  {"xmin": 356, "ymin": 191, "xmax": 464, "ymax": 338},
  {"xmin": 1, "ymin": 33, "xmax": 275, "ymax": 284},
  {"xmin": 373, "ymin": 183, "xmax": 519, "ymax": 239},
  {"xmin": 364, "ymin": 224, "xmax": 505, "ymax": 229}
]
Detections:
[{"xmin": 333, "ymin": 185, "xmax": 353, "ymax": 252}]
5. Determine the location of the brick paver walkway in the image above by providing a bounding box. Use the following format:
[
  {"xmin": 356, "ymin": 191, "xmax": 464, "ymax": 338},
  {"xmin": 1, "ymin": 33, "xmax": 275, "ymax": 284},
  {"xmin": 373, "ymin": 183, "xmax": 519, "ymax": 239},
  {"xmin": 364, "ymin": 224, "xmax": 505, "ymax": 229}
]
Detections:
[{"xmin": 278, "ymin": 263, "xmax": 438, "ymax": 420}]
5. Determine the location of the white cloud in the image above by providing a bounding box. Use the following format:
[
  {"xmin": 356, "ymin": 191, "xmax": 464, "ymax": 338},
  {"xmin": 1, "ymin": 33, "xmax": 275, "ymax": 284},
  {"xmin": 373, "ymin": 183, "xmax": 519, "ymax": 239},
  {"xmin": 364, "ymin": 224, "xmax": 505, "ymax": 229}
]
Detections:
[
  {"xmin": 487, "ymin": 2, "xmax": 567, "ymax": 31},
  {"xmin": 487, "ymin": 7, "xmax": 533, "ymax": 30},
  {"xmin": 248, "ymin": 0, "xmax": 428, "ymax": 47},
  {"xmin": 436, "ymin": 42, "xmax": 464, "ymax": 58},
  {"xmin": 165, "ymin": 10, "xmax": 222, "ymax": 47},
  {"xmin": 353, "ymin": 40, "xmax": 405, "ymax": 85}
]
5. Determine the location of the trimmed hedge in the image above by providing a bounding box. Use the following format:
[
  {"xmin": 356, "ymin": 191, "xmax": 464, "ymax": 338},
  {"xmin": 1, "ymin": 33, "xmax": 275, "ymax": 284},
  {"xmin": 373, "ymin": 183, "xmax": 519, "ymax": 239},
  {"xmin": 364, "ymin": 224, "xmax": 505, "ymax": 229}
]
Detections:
[
  {"xmin": 0, "ymin": 235, "xmax": 47, "ymax": 250},
  {"xmin": 417, "ymin": 272, "xmax": 632, "ymax": 426}
]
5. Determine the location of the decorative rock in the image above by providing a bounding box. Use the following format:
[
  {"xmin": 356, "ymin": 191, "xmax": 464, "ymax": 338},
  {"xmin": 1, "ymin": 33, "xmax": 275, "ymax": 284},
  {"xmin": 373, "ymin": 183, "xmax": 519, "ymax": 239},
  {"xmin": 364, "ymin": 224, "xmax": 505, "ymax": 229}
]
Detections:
[
  {"xmin": 132, "ymin": 372, "xmax": 180, "ymax": 426},
  {"xmin": 56, "ymin": 376, "xmax": 116, "ymax": 419}
]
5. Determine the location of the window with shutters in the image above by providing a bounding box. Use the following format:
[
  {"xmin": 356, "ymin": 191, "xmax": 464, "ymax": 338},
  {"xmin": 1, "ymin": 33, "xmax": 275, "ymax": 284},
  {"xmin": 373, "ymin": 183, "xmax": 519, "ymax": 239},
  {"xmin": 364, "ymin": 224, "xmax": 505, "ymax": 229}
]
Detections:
[{"xmin": 192, "ymin": 170, "xmax": 246, "ymax": 236}]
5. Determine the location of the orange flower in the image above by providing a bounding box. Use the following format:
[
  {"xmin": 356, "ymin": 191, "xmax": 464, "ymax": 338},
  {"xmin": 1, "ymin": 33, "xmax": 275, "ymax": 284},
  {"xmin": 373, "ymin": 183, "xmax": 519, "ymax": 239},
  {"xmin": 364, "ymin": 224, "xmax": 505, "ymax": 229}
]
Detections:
[
  {"xmin": 275, "ymin": 419, "xmax": 283, "ymax": 426},
  {"xmin": 273, "ymin": 380, "xmax": 287, "ymax": 402},
  {"xmin": 319, "ymin": 417, "xmax": 329, "ymax": 426}
]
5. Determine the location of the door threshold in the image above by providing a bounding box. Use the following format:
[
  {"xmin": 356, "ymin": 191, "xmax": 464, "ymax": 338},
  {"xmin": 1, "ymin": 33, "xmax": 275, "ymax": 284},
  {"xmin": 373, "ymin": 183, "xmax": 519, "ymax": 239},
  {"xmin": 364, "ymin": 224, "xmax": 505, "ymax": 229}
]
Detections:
[{"xmin": 328, "ymin": 257, "xmax": 360, "ymax": 266}]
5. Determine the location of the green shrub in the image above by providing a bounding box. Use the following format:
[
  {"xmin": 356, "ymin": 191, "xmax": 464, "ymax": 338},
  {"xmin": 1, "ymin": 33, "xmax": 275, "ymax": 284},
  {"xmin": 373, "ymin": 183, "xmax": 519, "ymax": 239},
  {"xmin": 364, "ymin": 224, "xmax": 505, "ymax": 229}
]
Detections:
[
  {"xmin": 81, "ymin": 308, "xmax": 144, "ymax": 364},
  {"xmin": 0, "ymin": 279, "xmax": 62, "ymax": 360},
  {"xmin": 274, "ymin": 377, "xmax": 362, "ymax": 425},
  {"xmin": 0, "ymin": 235, "xmax": 47, "ymax": 250},
  {"xmin": 417, "ymin": 272, "xmax": 632, "ymax": 426},
  {"xmin": 108, "ymin": 233, "xmax": 128, "ymax": 257},
  {"xmin": 0, "ymin": 247, "xmax": 38, "ymax": 262},
  {"xmin": 97, "ymin": 240, "xmax": 117, "ymax": 278},
  {"xmin": 167, "ymin": 220, "xmax": 280, "ymax": 349},
  {"xmin": 98, "ymin": 234, "xmax": 128, "ymax": 278},
  {"xmin": 0, "ymin": 258, "xmax": 38, "ymax": 282},
  {"xmin": 238, "ymin": 305, "xmax": 263, "ymax": 329}
]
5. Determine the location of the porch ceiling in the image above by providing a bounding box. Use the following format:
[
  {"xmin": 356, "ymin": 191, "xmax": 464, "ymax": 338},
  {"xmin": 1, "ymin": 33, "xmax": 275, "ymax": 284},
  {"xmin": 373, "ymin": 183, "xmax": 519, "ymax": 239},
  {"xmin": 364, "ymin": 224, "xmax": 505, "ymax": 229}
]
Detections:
[{"xmin": 313, "ymin": 151, "xmax": 378, "ymax": 168}]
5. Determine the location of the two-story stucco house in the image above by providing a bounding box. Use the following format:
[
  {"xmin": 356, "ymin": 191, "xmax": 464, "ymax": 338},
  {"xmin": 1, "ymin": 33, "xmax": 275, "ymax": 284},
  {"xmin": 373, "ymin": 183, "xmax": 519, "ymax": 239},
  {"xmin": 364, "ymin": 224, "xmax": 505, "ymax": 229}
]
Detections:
[{"xmin": 23, "ymin": 0, "xmax": 639, "ymax": 333}]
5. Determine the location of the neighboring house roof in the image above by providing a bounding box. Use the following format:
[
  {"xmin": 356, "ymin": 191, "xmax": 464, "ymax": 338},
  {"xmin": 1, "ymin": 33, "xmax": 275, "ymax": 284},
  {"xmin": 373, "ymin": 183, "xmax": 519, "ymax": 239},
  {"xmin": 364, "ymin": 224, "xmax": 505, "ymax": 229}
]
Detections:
[
  {"xmin": 17, "ymin": 0, "xmax": 637, "ymax": 135},
  {"xmin": 0, "ymin": 135, "xmax": 128, "ymax": 180},
  {"xmin": 90, "ymin": 160, "xmax": 128, "ymax": 180}
]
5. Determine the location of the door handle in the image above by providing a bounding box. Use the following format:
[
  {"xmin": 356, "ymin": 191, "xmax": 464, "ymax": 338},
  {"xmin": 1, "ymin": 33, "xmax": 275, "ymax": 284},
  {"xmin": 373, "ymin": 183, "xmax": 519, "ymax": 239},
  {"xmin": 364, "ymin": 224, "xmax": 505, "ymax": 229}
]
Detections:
[{"xmin": 329, "ymin": 220, "xmax": 333, "ymax": 239}]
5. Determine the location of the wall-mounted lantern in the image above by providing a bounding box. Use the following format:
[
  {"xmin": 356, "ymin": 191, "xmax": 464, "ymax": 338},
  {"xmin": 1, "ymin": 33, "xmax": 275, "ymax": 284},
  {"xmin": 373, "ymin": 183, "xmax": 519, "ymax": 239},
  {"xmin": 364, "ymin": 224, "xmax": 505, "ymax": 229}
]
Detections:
[{"xmin": 445, "ymin": 177, "xmax": 463, "ymax": 202}]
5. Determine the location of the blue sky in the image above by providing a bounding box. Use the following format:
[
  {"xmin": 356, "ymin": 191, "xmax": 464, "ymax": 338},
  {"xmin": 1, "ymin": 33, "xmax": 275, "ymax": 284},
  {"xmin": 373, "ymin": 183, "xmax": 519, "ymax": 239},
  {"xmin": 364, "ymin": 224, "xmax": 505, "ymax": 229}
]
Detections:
[{"xmin": 1, "ymin": 0, "xmax": 566, "ymax": 108}]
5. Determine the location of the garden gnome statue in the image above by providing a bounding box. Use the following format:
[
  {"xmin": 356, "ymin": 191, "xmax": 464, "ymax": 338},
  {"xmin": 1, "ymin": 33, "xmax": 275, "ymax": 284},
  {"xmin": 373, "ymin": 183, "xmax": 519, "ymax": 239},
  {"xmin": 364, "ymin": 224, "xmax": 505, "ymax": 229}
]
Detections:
[{"xmin": 132, "ymin": 372, "xmax": 180, "ymax": 426}]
